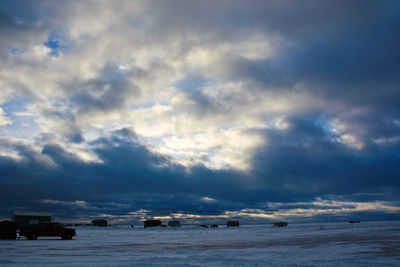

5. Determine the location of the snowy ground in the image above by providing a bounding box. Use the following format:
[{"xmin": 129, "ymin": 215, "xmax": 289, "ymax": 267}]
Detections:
[{"xmin": 0, "ymin": 221, "xmax": 399, "ymax": 266}]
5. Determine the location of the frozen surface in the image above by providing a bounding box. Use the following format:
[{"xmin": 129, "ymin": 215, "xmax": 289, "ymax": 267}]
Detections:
[{"xmin": 1, "ymin": 221, "xmax": 399, "ymax": 266}]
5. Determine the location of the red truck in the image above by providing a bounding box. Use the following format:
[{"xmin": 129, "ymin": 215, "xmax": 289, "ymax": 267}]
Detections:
[{"xmin": 20, "ymin": 222, "xmax": 76, "ymax": 240}]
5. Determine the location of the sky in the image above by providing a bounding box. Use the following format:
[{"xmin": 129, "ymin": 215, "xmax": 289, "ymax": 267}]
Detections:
[{"xmin": 0, "ymin": 0, "xmax": 399, "ymax": 224}]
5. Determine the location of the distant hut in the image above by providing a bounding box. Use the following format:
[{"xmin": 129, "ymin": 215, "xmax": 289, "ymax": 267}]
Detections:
[
  {"xmin": 0, "ymin": 220, "xmax": 16, "ymax": 240},
  {"xmin": 349, "ymin": 220, "xmax": 360, "ymax": 223},
  {"xmin": 92, "ymin": 219, "xmax": 108, "ymax": 227},
  {"xmin": 210, "ymin": 224, "xmax": 218, "ymax": 228},
  {"xmin": 144, "ymin": 220, "xmax": 162, "ymax": 228},
  {"xmin": 200, "ymin": 224, "xmax": 209, "ymax": 228},
  {"xmin": 227, "ymin": 220, "xmax": 239, "ymax": 227},
  {"xmin": 168, "ymin": 220, "xmax": 181, "ymax": 227},
  {"xmin": 273, "ymin": 221, "xmax": 288, "ymax": 227}
]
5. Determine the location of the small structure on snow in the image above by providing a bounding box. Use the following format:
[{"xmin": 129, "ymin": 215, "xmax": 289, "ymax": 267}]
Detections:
[
  {"xmin": 273, "ymin": 221, "xmax": 288, "ymax": 227},
  {"xmin": 92, "ymin": 219, "xmax": 108, "ymax": 227},
  {"xmin": 227, "ymin": 220, "xmax": 239, "ymax": 227},
  {"xmin": 144, "ymin": 220, "xmax": 162, "ymax": 228},
  {"xmin": 349, "ymin": 220, "xmax": 360, "ymax": 223},
  {"xmin": 168, "ymin": 220, "xmax": 181, "ymax": 227},
  {"xmin": 210, "ymin": 224, "xmax": 218, "ymax": 228},
  {"xmin": 200, "ymin": 224, "xmax": 209, "ymax": 228}
]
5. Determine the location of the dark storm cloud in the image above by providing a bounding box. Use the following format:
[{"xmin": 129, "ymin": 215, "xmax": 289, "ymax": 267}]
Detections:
[
  {"xmin": 251, "ymin": 116, "xmax": 400, "ymax": 194},
  {"xmin": 1, "ymin": 122, "xmax": 399, "ymax": 221},
  {"xmin": 283, "ymin": 4, "xmax": 400, "ymax": 117},
  {"xmin": 0, "ymin": 135, "xmax": 249, "ymax": 219},
  {"xmin": 144, "ymin": 0, "xmax": 400, "ymax": 122},
  {"xmin": 146, "ymin": 0, "xmax": 380, "ymax": 38},
  {"xmin": 216, "ymin": 56, "xmax": 294, "ymax": 89},
  {"xmin": 204, "ymin": 0, "xmax": 400, "ymax": 113}
]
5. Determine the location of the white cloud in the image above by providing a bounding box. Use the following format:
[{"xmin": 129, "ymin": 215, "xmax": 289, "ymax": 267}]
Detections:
[
  {"xmin": 0, "ymin": 108, "xmax": 12, "ymax": 126},
  {"xmin": 330, "ymin": 118, "xmax": 364, "ymax": 150},
  {"xmin": 201, "ymin": 196, "xmax": 216, "ymax": 202},
  {"xmin": 41, "ymin": 199, "xmax": 88, "ymax": 208}
]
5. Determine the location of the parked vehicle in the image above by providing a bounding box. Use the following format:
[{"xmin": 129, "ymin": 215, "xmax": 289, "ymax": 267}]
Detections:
[
  {"xmin": 0, "ymin": 220, "xmax": 17, "ymax": 240},
  {"xmin": 20, "ymin": 222, "xmax": 76, "ymax": 240}
]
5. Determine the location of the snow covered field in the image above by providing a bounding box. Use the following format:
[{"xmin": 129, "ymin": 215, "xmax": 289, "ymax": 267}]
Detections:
[{"xmin": 1, "ymin": 221, "xmax": 399, "ymax": 266}]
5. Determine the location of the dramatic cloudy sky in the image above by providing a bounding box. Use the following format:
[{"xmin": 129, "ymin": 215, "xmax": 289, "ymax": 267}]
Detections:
[{"xmin": 0, "ymin": 0, "xmax": 399, "ymax": 224}]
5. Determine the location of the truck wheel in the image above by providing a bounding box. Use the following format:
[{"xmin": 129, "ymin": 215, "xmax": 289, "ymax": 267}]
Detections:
[
  {"xmin": 28, "ymin": 233, "xmax": 37, "ymax": 240},
  {"xmin": 62, "ymin": 233, "xmax": 72, "ymax": 240}
]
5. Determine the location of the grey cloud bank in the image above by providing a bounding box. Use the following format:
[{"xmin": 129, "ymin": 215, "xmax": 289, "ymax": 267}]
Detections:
[{"xmin": 0, "ymin": 0, "xmax": 399, "ymax": 223}]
